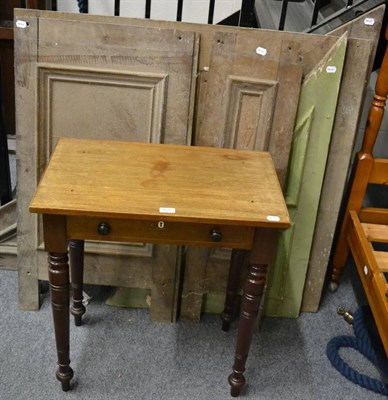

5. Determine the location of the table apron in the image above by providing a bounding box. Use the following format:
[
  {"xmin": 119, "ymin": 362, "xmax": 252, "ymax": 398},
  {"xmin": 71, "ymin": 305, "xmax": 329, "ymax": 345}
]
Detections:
[{"xmin": 66, "ymin": 216, "xmax": 255, "ymax": 249}]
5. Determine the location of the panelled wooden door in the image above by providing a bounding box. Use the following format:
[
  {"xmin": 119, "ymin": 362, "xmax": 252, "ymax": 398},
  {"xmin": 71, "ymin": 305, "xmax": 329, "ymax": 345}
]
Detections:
[
  {"xmin": 263, "ymin": 35, "xmax": 347, "ymax": 317},
  {"xmin": 180, "ymin": 28, "xmax": 347, "ymax": 320},
  {"xmin": 15, "ymin": 9, "xmax": 198, "ymax": 321}
]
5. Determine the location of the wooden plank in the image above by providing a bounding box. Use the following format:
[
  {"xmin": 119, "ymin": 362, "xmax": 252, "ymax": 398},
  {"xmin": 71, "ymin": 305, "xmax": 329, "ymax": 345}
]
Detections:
[
  {"xmin": 301, "ymin": 5, "xmax": 385, "ymax": 312},
  {"xmin": 375, "ymin": 251, "xmax": 388, "ymax": 273},
  {"xmin": 14, "ymin": 12, "xmax": 40, "ymax": 310},
  {"xmin": 370, "ymin": 159, "xmax": 388, "ymax": 184},
  {"xmin": 360, "ymin": 208, "xmax": 388, "ymax": 224},
  {"xmin": 362, "ymin": 223, "xmax": 388, "ymax": 243}
]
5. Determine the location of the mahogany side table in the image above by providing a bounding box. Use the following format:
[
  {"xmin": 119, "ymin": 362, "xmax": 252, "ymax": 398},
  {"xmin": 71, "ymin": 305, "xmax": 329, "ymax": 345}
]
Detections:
[{"xmin": 29, "ymin": 138, "xmax": 290, "ymax": 397}]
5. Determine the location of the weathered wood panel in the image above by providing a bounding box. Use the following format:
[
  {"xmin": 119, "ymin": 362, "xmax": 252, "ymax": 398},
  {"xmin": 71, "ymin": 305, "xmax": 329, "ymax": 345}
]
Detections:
[
  {"xmin": 264, "ymin": 35, "xmax": 347, "ymax": 317},
  {"xmin": 15, "ymin": 10, "xmax": 198, "ymax": 323},
  {"xmin": 13, "ymin": 8, "xmax": 377, "ymax": 321},
  {"xmin": 301, "ymin": 5, "xmax": 385, "ymax": 312},
  {"xmin": 181, "ymin": 29, "xmax": 343, "ymax": 320}
]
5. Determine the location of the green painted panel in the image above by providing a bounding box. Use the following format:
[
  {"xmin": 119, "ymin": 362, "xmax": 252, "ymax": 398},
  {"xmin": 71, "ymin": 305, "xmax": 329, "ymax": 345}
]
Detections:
[
  {"xmin": 263, "ymin": 35, "xmax": 348, "ymax": 318},
  {"xmin": 106, "ymin": 287, "xmax": 151, "ymax": 309}
]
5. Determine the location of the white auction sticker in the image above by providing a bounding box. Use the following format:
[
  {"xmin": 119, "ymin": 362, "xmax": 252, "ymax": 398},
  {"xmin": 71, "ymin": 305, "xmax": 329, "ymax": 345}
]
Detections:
[
  {"xmin": 16, "ymin": 20, "xmax": 28, "ymax": 28},
  {"xmin": 326, "ymin": 66, "xmax": 337, "ymax": 74},
  {"xmin": 159, "ymin": 207, "xmax": 176, "ymax": 214},
  {"xmin": 256, "ymin": 47, "xmax": 267, "ymax": 56},
  {"xmin": 364, "ymin": 18, "xmax": 375, "ymax": 26},
  {"xmin": 267, "ymin": 215, "xmax": 280, "ymax": 222}
]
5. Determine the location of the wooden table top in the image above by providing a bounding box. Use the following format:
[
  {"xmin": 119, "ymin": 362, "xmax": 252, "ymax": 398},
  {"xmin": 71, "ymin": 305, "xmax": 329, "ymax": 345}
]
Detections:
[{"xmin": 30, "ymin": 138, "xmax": 290, "ymax": 228}]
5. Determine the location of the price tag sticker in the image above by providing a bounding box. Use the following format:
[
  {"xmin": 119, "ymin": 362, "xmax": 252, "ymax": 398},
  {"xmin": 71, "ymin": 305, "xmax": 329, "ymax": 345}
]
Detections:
[
  {"xmin": 16, "ymin": 20, "xmax": 29, "ymax": 29},
  {"xmin": 364, "ymin": 18, "xmax": 375, "ymax": 26},
  {"xmin": 267, "ymin": 215, "xmax": 280, "ymax": 222},
  {"xmin": 326, "ymin": 66, "xmax": 337, "ymax": 74},
  {"xmin": 159, "ymin": 207, "xmax": 176, "ymax": 214},
  {"xmin": 256, "ymin": 47, "xmax": 267, "ymax": 56}
]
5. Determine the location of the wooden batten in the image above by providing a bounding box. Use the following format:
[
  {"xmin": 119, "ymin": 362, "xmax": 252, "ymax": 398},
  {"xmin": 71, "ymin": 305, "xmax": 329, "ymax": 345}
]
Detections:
[
  {"xmin": 369, "ymin": 159, "xmax": 388, "ymax": 184},
  {"xmin": 360, "ymin": 208, "xmax": 388, "ymax": 224}
]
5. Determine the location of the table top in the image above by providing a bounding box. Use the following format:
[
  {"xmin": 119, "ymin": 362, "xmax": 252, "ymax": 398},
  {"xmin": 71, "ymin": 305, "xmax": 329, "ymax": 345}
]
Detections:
[{"xmin": 29, "ymin": 138, "xmax": 290, "ymax": 228}]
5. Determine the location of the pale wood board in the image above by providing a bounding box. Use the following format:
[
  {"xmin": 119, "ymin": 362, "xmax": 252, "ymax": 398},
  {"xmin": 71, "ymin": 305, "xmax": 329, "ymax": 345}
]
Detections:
[
  {"xmin": 14, "ymin": 13, "xmax": 40, "ymax": 310},
  {"xmin": 301, "ymin": 5, "xmax": 385, "ymax": 312}
]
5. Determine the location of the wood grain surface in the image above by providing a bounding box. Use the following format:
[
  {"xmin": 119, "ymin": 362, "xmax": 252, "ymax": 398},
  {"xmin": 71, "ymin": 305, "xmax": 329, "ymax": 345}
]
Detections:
[{"xmin": 30, "ymin": 138, "xmax": 290, "ymax": 228}]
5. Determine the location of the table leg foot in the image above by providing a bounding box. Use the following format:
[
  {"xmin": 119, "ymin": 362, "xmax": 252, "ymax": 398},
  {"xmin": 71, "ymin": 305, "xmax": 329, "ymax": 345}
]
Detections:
[
  {"xmin": 222, "ymin": 320, "xmax": 231, "ymax": 332},
  {"xmin": 57, "ymin": 366, "xmax": 74, "ymax": 391},
  {"xmin": 73, "ymin": 314, "xmax": 83, "ymax": 327},
  {"xmin": 229, "ymin": 372, "xmax": 245, "ymax": 397}
]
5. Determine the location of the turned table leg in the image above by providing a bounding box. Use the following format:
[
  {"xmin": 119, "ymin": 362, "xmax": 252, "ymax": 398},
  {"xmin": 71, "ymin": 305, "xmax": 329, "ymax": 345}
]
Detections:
[
  {"xmin": 48, "ymin": 252, "xmax": 74, "ymax": 391},
  {"xmin": 221, "ymin": 249, "xmax": 247, "ymax": 332},
  {"xmin": 69, "ymin": 240, "xmax": 85, "ymax": 326},
  {"xmin": 229, "ymin": 263, "xmax": 268, "ymax": 397}
]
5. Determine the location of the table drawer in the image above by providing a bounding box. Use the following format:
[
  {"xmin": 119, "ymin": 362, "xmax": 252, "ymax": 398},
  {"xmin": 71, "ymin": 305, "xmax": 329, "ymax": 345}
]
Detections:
[{"xmin": 67, "ymin": 217, "xmax": 254, "ymax": 249}]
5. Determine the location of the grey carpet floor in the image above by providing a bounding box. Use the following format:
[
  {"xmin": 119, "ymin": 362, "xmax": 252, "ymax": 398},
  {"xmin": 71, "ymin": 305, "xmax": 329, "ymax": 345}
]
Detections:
[{"xmin": 0, "ymin": 266, "xmax": 386, "ymax": 400}]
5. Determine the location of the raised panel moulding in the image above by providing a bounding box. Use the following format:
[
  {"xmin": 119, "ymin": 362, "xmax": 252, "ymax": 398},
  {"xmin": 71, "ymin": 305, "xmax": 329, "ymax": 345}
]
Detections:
[
  {"xmin": 37, "ymin": 64, "xmax": 168, "ymax": 172},
  {"xmin": 285, "ymin": 106, "xmax": 315, "ymax": 207},
  {"xmin": 224, "ymin": 76, "xmax": 278, "ymax": 151}
]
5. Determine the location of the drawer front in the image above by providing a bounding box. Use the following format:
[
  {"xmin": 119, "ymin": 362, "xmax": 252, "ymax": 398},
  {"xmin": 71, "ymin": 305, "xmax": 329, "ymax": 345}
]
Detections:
[{"xmin": 67, "ymin": 217, "xmax": 254, "ymax": 249}]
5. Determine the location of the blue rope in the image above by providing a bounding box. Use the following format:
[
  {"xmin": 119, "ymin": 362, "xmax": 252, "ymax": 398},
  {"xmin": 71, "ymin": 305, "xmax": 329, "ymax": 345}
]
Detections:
[{"xmin": 327, "ymin": 308, "xmax": 388, "ymax": 395}]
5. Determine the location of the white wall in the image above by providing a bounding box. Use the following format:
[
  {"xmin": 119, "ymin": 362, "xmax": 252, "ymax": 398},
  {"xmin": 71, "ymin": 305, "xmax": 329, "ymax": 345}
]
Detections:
[{"xmin": 57, "ymin": 0, "xmax": 242, "ymax": 24}]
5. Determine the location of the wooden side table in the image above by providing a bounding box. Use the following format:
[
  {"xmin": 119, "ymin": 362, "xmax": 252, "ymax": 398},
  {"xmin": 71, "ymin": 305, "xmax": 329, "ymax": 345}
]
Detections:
[{"xmin": 29, "ymin": 138, "xmax": 290, "ymax": 397}]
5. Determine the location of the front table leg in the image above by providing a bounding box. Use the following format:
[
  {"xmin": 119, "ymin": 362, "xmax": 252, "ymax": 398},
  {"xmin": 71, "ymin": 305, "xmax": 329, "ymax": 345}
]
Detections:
[
  {"xmin": 229, "ymin": 263, "xmax": 268, "ymax": 397},
  {"xmin": 48, "ymin": 252, "xmax": 73, "ymax": 391}
]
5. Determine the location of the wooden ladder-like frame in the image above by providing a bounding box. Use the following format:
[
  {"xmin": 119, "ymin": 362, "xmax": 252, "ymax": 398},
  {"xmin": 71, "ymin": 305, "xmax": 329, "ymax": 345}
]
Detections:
[{"xmin": 329, "ymin": 26, "xmax": 388, "ymax": 354}]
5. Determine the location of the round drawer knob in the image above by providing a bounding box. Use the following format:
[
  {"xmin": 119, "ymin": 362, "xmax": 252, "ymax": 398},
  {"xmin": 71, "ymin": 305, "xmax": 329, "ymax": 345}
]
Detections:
[
  {"xmin": 210, "ymin": 229, "xmax": 222, "ymax": 242},
  {"xmin": 97, "ymin": 222, "xmax": 111, "ymax": 236}
]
